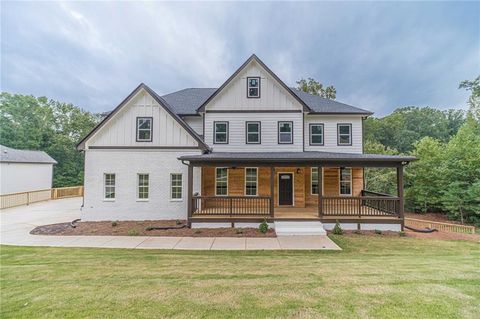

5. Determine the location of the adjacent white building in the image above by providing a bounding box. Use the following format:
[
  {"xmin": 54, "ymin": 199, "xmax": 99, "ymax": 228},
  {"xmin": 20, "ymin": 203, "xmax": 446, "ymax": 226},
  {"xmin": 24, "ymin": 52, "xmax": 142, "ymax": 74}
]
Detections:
[{"xmin": 0, "ymin": 145, "xmax": 57, "ymax": 194}]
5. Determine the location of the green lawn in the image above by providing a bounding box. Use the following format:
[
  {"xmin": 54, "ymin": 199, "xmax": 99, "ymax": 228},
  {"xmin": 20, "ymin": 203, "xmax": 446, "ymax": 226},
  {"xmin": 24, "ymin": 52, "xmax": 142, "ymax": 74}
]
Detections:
[{"xmin": 1, "ymin": 235, "xmax": 479, "ymax": 319}]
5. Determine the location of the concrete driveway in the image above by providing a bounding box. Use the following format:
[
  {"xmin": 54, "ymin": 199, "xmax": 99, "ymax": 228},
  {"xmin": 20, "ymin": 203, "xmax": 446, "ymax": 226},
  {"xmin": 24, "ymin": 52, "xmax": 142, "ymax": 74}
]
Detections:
[{"xmin": 0, "ymin": 198, "xmax": 340, "ymax": 250}]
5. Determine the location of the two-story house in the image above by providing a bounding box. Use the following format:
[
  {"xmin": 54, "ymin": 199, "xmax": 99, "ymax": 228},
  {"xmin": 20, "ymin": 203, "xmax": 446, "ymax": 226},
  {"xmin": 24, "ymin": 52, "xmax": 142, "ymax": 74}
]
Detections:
[{"xmin": 77, "ymin": 55, "xmax": 415, "ymax": 234}]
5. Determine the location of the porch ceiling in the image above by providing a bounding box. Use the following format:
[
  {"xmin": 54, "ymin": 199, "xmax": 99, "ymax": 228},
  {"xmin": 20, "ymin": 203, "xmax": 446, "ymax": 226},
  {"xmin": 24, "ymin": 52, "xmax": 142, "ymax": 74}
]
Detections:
[{"xmin": 179, "ymin": 151, "xmax": 416, "ymax": 167}]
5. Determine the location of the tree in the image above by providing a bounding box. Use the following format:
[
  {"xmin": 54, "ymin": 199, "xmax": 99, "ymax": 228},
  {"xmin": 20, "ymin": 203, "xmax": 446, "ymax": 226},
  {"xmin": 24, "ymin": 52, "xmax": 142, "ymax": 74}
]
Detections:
[
  {"xmin": 363, "ymin": 140, "xmax": 399, "ymax": 195},
  {"xmin": 459, "ymin": 76, "xmax": 480, "ymax": 121},
  {"xmin": 296, "ymin": 78, "xmax": 336, "ymax": 99}
]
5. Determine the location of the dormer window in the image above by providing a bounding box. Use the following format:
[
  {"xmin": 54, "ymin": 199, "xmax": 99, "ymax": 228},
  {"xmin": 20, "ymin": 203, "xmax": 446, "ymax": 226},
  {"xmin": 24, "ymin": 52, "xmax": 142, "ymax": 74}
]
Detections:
[
  {"xmin": 136, "ymin": 117, "xmax": 152, "ymax": 142},
  {"xmin": 247, "ymin": 77, "xmax": 260, "ymax": 98}
]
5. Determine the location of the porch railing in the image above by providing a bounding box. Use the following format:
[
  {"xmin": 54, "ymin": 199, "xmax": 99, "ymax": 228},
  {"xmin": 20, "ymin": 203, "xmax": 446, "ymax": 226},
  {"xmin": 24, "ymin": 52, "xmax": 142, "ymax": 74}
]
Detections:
[{"xmin": 192, "ymin": 196, "xmax": 272, "ymax": 216}]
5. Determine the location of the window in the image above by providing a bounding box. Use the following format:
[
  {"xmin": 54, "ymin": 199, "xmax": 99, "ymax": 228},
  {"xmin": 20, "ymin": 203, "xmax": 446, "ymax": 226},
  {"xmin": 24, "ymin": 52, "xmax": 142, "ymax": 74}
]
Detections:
[
  {"xmin": 311, "ymin": 167, "xmax": 319, "ymax": 195},
  {"xmin": 170, "ymin": 174, "xmax": 182, "ymax": 200},
  {"xmin": 278, "ymin": 121, "xmax": 293, "ymax": 144},
  {"xmin": 104, "ymin": 173, "xmax": 115, "ymax": 200},
  {"xmin": 247, "ymin": 77, "xmax": 260, "ymax": 98},
  {"xmin": 246, "ymin": 121, "xmax": 261, "ymax": 144},
  {"xmin": 214, "ymin": 121, "xmax": 228, "ymax": 144},
  {"xmin": 245, "ymin": 168, "xmax": 258, "ymax": 196},
  {"xmin": 215, "ymin": 168, "xmax": 228, "ymax": 196},
  {"xmin": 136, "ymin": 117, "xmax": 152, "ymax": 142},
  {"xmin": 337, "ymin": 124, "xmax": 352, "ymax": 146},
  {"xmin": 137, "ymin": 174, "xmax": 149, "ymax": 200},
  {"xmin": 339, "ymin": 167, "xmax": 352, "ymax": 196},
  {"xmin": 310, "ymin": 124, "xmax": 324, "ymax": 145}
]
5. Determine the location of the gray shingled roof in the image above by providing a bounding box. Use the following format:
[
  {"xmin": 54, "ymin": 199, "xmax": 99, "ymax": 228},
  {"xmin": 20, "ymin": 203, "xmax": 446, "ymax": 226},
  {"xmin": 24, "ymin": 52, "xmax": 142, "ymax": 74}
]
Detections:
[
  {"xmin": 0, "ymin": 145, "xmax": 57, "ymax": 164},
  {"xmin": 179, "ymin": 151, "xmax": 416, "ymax": 164},
  {"xmin": 161, "ymin": 88, "xmax": 372, "ymax": 115}
]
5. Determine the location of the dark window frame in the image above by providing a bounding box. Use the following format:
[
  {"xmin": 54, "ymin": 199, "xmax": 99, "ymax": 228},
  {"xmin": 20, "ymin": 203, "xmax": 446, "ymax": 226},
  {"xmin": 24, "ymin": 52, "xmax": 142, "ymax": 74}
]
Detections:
[
  {"xmin": 136, "ymin": 117, "xmax": 153, "ymax": 142},
  {"xmin": 246, "ymin": 76, "xmax": 261, "ymax": 98},
  {"xmin": 245, "ymin": 121, "xmax": 261, "ymax": 144},
  {"xmin": 309, "ymin": 123, "xmax": 324, "ymax": 146},
  {"xmin": 213, "ymin": 121, "xmax": 229, "ymax": 144},
  {"xmin": 278, "ymin": 121, "xmax": 294, "ymax": 144},
  {"xmin": 337, "ymin": 123, "xmax": 352, "ymax": 146}
]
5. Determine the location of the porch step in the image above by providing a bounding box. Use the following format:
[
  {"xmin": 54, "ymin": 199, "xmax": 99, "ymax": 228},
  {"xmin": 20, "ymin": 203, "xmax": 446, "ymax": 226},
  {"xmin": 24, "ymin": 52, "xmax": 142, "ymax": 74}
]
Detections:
[{"xmin": 274, "ymin": 221, "xmax": 326, "ymax": 236}]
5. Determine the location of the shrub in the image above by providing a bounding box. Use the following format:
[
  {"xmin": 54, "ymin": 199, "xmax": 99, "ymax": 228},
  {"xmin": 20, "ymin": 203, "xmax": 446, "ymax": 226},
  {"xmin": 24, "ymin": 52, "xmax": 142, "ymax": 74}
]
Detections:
[
  {"xmin": 111, "ymin": 221, "xmax": 118, "ymax": 227},
  {"xmin": 145, "ymin": 226, "xmax": 155, "ymax": 231},
  {"xmin": 176, "ymin": 219, "xmax": 182, "ymax": 225},
  {"xmin": 375, "ymin": 229, "xmax": 382, "ymax": 235},
  {"xmin": 353, "ymin": 229, "xmax": 361, "ymax": 235},
  {"xmin": 128, "ymin": 229, "xmax": 139, "ymax": 236},
  {"xmin": 194, "ymin": 229, "xmax": 202, "ymax": 234},
  {"xmin": 399, "ymin": 231, "xmax": 406, "ymax": 237},
  {"xmin": 259, "ymin": 219, "xmax": 269, "ymax": 234},
  {"xmin": 235, "ymin": 228, "xmax": 244, "ymax": 234},
  {"xmin": 332, "ymin": 221, "xmax": 343, "ymax": 235}
]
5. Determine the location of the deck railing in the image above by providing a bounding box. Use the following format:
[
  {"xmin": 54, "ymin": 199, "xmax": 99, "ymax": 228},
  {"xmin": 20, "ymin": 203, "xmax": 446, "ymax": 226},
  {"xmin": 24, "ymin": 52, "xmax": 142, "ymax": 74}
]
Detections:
[
  {"xmin": 192, "ymin": 196, "xmax": 272, "ymax": 216},
  {"xmin": 0, "ymin": 186, "xmax": 84, "ymax": 210},
  {"xmin": 405, "ymin": 218, "xmax": 475, "ymax": 234}
]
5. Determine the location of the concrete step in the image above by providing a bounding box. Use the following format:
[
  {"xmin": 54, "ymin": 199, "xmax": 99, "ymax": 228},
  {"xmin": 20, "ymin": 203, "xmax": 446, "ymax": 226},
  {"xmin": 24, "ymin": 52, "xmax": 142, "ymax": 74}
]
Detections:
[{"xmin": 274, "ymin": 221, "xmax": 326, "ymax": 236}]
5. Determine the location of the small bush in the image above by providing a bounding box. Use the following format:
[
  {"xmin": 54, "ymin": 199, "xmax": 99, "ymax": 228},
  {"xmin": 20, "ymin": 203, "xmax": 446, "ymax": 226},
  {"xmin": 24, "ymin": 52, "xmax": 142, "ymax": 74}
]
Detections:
[
  {"xmin": 375, "ymin": 229, "xmax": 382, "ymax": 235},
  {"xmin": 194, "ymin": 229, "xmax": 202, "ymax": 234},
  {"xmin": 145, "ymin": 226, "xmax": 155, "ymax": 231},
  {"xmin": 128, "ymin": 229, "xmax": 139, "ymax": 236},
  {"xmin": 399, "ymin": 231, "xmax": 406, "ymax": 237},
  {"xmin": 176, "ymin": 219, "xmax": 182, "ymax": 225},
  {"xmin": 332, "ymin": 221, "xmax": 343, "ymax": 235},
  {"xmin": 259, "ymin": 219, "xmax": 269, "ymax": 234},
  {"xmin": 353, "ymin": 229, "xmax": 361, "ymax": 235},
  {"xmin": 111, "ymin": 221, "xmax": 118, "ymax": 227},
  {"xmin": 235, "ymin": 228, "xmax": 244, "ymax": 234}
]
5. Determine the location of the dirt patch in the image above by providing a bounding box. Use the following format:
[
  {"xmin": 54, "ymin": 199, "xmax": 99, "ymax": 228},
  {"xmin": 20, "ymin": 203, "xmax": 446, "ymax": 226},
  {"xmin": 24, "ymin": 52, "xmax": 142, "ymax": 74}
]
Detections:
[
  {"xmin": 30, "ymin": 220, "xmax": 276, "ymax": 237},
  {"xmin": 335, "ymin": 230, "xmax": 480, "ymax": 242}
]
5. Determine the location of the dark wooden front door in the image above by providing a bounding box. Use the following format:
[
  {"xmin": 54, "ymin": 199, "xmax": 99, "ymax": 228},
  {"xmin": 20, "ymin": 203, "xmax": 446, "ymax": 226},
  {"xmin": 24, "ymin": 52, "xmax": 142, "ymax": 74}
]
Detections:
[{"xmin": 278, "ymin": 173, "xmax": 293, "ymax": 205}]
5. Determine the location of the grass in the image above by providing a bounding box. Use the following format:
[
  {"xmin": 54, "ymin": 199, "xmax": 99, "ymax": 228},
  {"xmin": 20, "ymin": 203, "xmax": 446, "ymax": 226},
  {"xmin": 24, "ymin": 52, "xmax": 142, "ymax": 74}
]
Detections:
[{"xmin": 1, "ymin": 235, "xmax": 479, "ymax": 318}]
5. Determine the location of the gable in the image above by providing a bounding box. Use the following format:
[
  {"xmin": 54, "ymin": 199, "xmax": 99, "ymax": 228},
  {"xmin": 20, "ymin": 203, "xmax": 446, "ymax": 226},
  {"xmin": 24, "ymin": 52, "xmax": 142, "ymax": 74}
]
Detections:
[
  {"xmin": 199, "ymin": 55, "xmax": 309, "ymax": 112},
  {"xmin": 77, "ymin": 84, "xmax": 208, "ymax": 150}
]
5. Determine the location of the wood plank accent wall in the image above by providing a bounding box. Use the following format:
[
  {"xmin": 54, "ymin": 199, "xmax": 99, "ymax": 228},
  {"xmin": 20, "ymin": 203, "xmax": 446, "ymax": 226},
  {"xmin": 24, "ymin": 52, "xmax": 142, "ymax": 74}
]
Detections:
[{"xmin": 201, "ymin": 166, "xmax": 364, "ymax": 209}]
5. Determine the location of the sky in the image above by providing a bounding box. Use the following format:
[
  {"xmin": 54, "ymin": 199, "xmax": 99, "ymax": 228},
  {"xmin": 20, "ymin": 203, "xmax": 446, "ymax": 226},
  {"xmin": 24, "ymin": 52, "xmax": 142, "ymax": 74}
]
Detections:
[{"xmin": 1, "ymin": 1, "xmax": 479, "ymax": 116}]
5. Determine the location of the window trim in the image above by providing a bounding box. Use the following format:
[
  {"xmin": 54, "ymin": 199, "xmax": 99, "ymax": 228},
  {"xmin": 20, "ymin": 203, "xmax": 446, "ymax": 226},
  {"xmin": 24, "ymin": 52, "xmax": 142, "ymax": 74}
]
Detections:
[
  {"xmin": 309, "ymin": 123, "xmax": 324, "ymax": 146},
  {"xmin": 215, "ymin": 167, "xmax": 228, "ymax": 196},
  {"xmin": 213, "ymin": 121, "xmax": 229, "ymax": 144},
  {"xmin": 246, "ymin": 76, "xmax": 261, "ymax": 98},
  {"xmin": 244, "ymin": 167, "xmax": 258, "ymax": 196},
  {"xmin": 103, "ymin": 173, "xmax": 116, "ymax": 201},
  {"xmin": 136, "ymin": 117, "xmax": 153, "ymax": 142},
  {"xmin": 245, "ymin": 121, "xmax": 261, "ymax": 144},
  {"xmin": 337, "ymin": 123, "xmax": 352, "ymax": 146},
  {"xmin": 136, "ymin": 173, "xmax": 149, "ymax": 201},
  {"xmin": 170, "ymin": 173, "xmax": 183, "ymax": 201},
  {"xmin": 339, "ymin": 167, "xmax": 353, "ymax": 196},
  {"xmin": 277, "ymin": 121, "xmax": 294, "ymax": 144}
]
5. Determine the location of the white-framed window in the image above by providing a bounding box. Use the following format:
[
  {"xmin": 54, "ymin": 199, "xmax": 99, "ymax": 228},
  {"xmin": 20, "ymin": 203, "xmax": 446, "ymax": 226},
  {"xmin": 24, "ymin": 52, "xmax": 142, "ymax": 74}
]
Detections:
[
  {"xmin": 337, "ymin": 124, "xmax": 352, "ymax": 146},
  {"xmin": 137, "ymin": 173, "xmax": 149, "ymax": 200},
  {"xmin": 136, "ymin": 117, "xmax": 152, "ymax": 142},
  {"xmin": 214, "ymin": 121, "xmax": 228, "ymax": 144},
  {"xmin": 310, "ymin": 124, "xmax": 324, "ymax": 146},
  {"xmin": 247, "ymin": 77, "xmax": 260, "ymax": 98},
  {"xmin": 278, "ymin": 121, "xmax": 293, "ymax": 144},
  {"xmin": 245, "ymin": 168, "xmax": 258, "ymax": 196},
  {"xmin": 246, "ymin": 121, "xmax": 261, "ymax": 144},
  {"xmin": 104, "ymin": 173, "xmax": 115, "ymax": 200},
  {"xmin": 170, "ymin": 173, "xmax": 183, "ymax": 200},
  {"xmin": 339, "ymin": 167, "xmax": 352, "ymax": 196},
  {"xmin": 311, "ymin": 167, "xmax": 319, "ymax": 195},
  {"xmin": 215, "ymin": 167, "xmax": 228, "ymax": 196}
]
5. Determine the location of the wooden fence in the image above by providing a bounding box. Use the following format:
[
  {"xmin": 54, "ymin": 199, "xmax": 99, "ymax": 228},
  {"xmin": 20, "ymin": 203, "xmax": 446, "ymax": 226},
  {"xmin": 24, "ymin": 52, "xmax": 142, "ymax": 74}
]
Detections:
[
  {"xmin": 0, "ymin": 186, "xmax": 84, "ymax": 210},
  {"xmin": 405, "ymin": 217, "xmax": 475, "ymax": 234}
]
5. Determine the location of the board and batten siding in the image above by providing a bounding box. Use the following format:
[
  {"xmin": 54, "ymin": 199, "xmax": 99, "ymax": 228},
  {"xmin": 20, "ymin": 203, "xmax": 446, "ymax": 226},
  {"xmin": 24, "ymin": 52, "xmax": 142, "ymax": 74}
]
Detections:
[
  {"xmin": 183, "ymin": 116, "xmax": 203, "ymax": 136},
  {"xmin": 304, "ymin": 115, "xmax": 363, "ymax": 153},
  {"xmin": 205, "ymin": 61, "xmax": 304, "ymax": 112},
  {"xmin": 204, "ymin": 112, "xmax": 303, "ymax": 152},
  {"xmin": 86, "ymin": 89, "xmax": 198, "ymax": 148}
]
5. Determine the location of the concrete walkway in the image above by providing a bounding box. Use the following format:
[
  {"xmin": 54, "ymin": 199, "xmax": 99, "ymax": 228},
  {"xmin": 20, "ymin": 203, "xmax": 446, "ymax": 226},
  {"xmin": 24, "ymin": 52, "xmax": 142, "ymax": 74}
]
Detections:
[{"xmin": 0, "ymin": 198, "xmax": 340, "ymax": 250}]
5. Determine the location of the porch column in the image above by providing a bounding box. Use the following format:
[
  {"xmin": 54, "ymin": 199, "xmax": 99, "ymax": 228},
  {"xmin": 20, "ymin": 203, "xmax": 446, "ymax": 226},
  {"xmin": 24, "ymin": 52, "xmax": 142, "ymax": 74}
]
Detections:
[
  {"xmin": 397, "ymin": 165, "xmax": 404, "ymax": 230},
  {"xmin": 317, "ymin": 166, "xmax": 323, "ymax": 218},
  {"xmin": 187, "ymin": 164, "xmax": 193, "ymax": 224},
  {"xmin": 270, "ymin": 166, "xmax": 274, "ymax": 217}
]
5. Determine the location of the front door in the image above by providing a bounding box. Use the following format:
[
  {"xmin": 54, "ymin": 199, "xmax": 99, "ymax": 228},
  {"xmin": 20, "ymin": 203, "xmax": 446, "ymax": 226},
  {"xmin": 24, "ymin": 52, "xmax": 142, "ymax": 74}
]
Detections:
[{"xmin": 278, "ymin": 173, "xmax": 293, "ymax": 205}]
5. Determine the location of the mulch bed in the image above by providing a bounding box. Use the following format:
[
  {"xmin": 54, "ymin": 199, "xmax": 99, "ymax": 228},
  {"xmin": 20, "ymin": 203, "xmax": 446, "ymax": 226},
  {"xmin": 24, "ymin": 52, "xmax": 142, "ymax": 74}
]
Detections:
[
  {"xmin": 30, "ymin": 220, "xmax": 276, "ymax": 238},
  {"xmin": 335, "ymin": 230, "xmax": 480, "ymax": 242}
]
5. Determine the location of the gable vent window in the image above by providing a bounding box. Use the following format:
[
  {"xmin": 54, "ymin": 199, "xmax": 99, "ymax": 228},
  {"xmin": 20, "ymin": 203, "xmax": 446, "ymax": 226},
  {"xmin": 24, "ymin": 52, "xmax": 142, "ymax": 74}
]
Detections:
[
  {"xmin": 247, "ymin": 77, "xmax": 260, "ymax": 98},
  {"xmin": 137, "ymin": 117, "xmax": 152, "ymax": 142},
  {"xmin": 278, "ymin": 121, "xmax": 293, "ymax": 144}
]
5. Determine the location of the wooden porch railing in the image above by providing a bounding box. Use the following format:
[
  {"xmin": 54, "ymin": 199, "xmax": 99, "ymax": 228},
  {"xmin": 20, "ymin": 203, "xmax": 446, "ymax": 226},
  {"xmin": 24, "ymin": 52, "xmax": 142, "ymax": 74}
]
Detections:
[
  {"xmin": 321, "ymin": 191, "xmax": 400, "ymax": 217},
  {"xmin": 192, "ymin": 196, "xmax": 272, "ymax": 216},
  {"xmin": 0, "ymin": 186, "xmax": 84, "ymax": 210}
]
